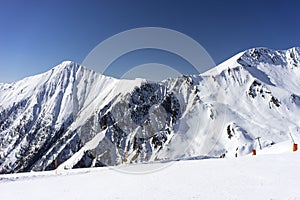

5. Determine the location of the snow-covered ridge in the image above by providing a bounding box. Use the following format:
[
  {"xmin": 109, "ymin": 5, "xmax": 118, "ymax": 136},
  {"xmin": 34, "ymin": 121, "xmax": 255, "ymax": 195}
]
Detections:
[
  {"xmin": 203, "ymin": 47, "xmax": 300, "ymax": 77},
  {"xmin": 239, "ymin": 47, "xmax": 300, "ymax": 67},
  {"xmin": 0, "ymin": 47, "xmax": 300, "ymax": 174}
]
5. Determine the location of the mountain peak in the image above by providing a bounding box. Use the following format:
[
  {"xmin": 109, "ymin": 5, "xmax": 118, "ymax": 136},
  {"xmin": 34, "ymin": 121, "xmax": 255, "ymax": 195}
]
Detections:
[
  {"xmin": 61, "ymin": 60, "xmax": 74, "ymax": 65},
  {"xmin": 204, "ymin": 47, "xmax": 300, "ymax": 77},
  {"xmin": 239, "ymin": 47, "xmax": 300, "ymax": 67},
  {"xmin": 53, "ymin": 60, "xmax": 79, "ymax": 71}
]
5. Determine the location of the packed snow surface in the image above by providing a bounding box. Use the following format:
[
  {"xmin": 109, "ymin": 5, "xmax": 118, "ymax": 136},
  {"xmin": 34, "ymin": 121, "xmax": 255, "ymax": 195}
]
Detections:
[{"xmin": 0, "ymin": 141, "xmax": 299, "ymax": 200}]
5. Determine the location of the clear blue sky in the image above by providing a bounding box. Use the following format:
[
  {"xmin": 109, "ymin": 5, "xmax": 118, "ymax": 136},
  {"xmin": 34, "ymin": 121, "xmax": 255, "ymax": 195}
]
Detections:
[{"xmin": 0, "ymin": 0, "xmax": 299, "ymax": 82}]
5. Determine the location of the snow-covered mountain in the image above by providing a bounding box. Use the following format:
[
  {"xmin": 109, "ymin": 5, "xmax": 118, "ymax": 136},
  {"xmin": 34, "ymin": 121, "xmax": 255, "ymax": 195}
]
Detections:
[{"xmin": 1, "ymin": 47, "xmax": 300, "ymax": 174}]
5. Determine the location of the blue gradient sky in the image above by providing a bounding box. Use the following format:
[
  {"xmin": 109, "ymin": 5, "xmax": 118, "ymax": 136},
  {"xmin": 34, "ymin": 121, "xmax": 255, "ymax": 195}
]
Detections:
[{"xmin": 0, "ymin": 0, "xmax": 299, "ymax": 82}]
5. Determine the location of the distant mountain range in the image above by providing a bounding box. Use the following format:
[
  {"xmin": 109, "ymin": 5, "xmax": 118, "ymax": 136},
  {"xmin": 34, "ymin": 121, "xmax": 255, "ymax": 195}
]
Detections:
[{"xmin": 1, "ymin": 47, "xmax": 300, "ymax": 174}]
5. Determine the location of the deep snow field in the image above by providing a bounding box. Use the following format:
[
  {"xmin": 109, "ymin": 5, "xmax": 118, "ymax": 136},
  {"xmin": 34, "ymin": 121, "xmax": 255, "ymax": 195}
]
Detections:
[{"xmin": 0, "ymin": 141, "xmax": 299, "ymax": 200}]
